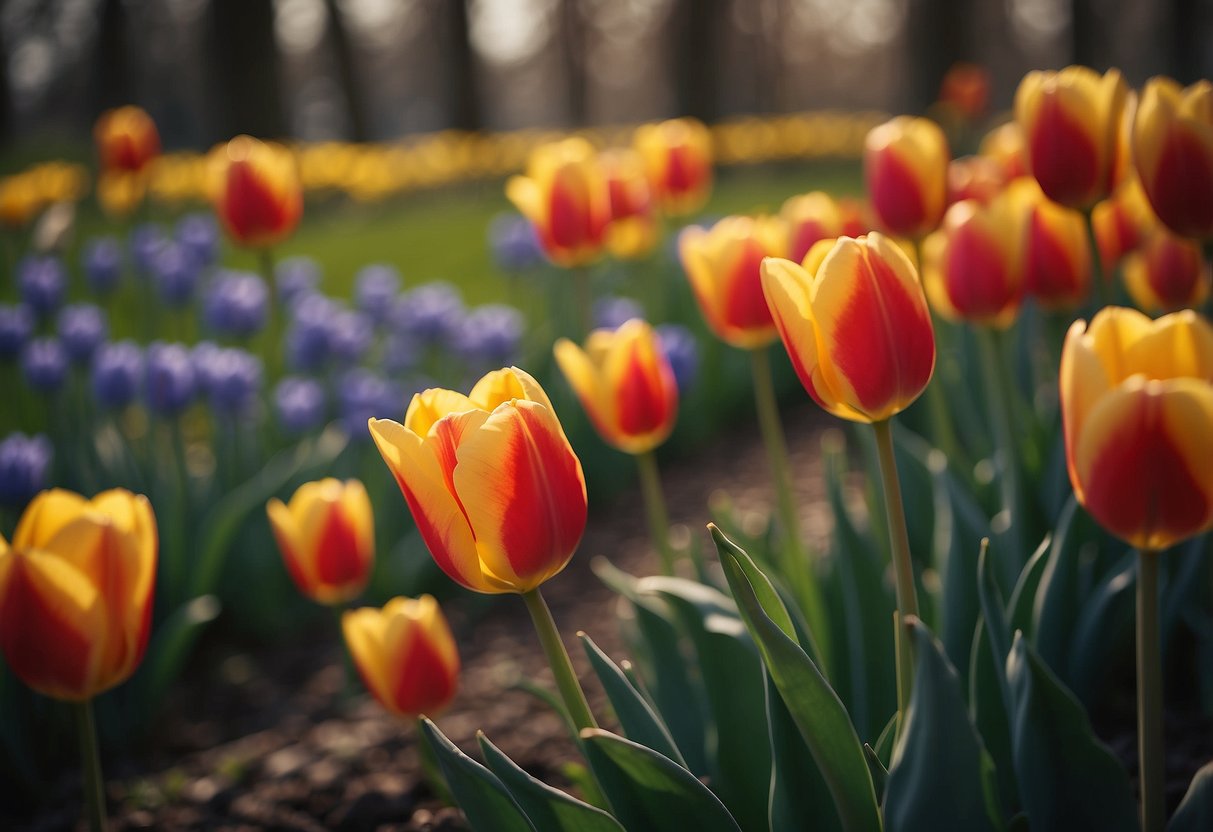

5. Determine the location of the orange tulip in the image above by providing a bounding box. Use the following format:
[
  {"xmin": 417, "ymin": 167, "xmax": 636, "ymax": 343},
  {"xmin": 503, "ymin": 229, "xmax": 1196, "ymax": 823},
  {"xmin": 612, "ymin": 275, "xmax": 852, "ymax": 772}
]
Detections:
[
  {"xmin": 1092, "ymin": 176, "xmax": 1157, "ymax": 272},
  {"xmin": 267, "ymin": 478, "xmax": 375, "ymax": 605},
  {"xmin": 1020, "ymin": 180, "xmax": 1093, "ymax": 309},
  {"xmin": 761, "ymin": 233, "xmax": 936, "ymax": 423},
  {"xmin": 210, "ymin": 135, "xmax": 303, "ymax": 249},
  {"xmin": 600, "ymin": 149, "xmax": 658, "ymax": 260},
  {"xmin": 554, "ymin": 318, "xmax": 679, "ymax": 455},
  {"xmin": 1124, "ymin": 230, "xmax": 1210, "ymax": 315},
  {"xmin": 781, "ymin": 191, "xmax": 843, "ymax": 264},
  {"xmin": 679, "ymin": 215, "xmax": 787, "ymax": 348},
  {"xmin": 1132, "ymin": 77, "xmax": 1213, "ymax": 239},
  {"xmin": 369, "ymin": 368, "xmax": 587, "ymax": 595},
  {"xmin": 947, "ymin": 155, "xmax": 1008, "ymax": 206},
  {"xmin": 506, "ymin": 138, "xmax": 610, "ymax": 268},
  {"xmin": 94, "ymin": 106, "xmax": 160, "ymax": 174},
  {"xmin": 634, "ymin": 117, "xmax": 713, "ymax": 216},
  {"xmin": 979, "ymin": 122, "xmax": 1029, "ymax": 182},
  {"xmin": 342, "ymin": 594, "xmax": 459, "ymax": 718},
  {"xmin": 1060, "ymin": 307, "xmax": 1213, "ymax": 550},
  {"xmin": 0, "ymin": 489, "xmax": 157, "ymax": 702},
  {"xmin": 864, "ymin": 116, "xmax": 950, "ymax": 238},
  {"xmin": 1015, "ymin": 66, "xmax": 1128, "ymax": 210}
]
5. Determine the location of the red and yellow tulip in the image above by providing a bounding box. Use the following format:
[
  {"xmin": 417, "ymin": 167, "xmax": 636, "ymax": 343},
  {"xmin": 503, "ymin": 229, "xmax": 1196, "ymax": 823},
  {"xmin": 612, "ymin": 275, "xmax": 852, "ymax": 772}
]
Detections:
[
  {"xmin": 506, "ymin": 138, "xmax": 610, "ymax": 268},
  {"xmin": 979, "ymin": 122, "xmax": 1029, "ymax": 183},
  {"xmin": 369, "ymin": 368, "xmax": 587, "ymax": 595},
  {"xmin": 94, "ymin": 106, "xmax": 160, "ymax": 174},
  {"xmin": 938, "ymin": 62, "xmax": 991, "ymax": 121},
  {"xmin": 600, "ymin": 148, "xmax": 658, "ymax": 260},
  {"xmin": 781, "ymin": 191, "xmax": 843, "ymax": 264},
  {"xmin": 760, "ymin": 233, "xmax": 936, "ymax": 423},
  {"xmin": 947, "ymin": 155, "xmax": 1008, "ymax": 206},
  {"xmin": 209, "ymin": 135, "xmax": 303, "ymax": 249},
  {"xmin": 1060, "ymin": 307, "xmax": 1213, "ymax": 550},
  {"xmin": 342, "ymin": 594, "xmax": 459, "ymax": 718},
  {"xmin": 1124, "ymin": 230, "xmax": 1211, "ymax": 315},
  {"xmin": 1093, "ymin": 176, "xmax": 1157, "ymax": 272},
  {"xmin": 679, "ymin": 215, "xmax": 787, "ymax": 349},
  {"xmin": 633, "ymin": 117, "xmax": 713, "ymax": 216},
  {"xmin": 554, "ymin": 319, "xmax": 679, "ymax": 455},
  {"xmin": 1019, "ymin": 179, "xmax": 1093, "ymax": 310},
  {"xmin": 1015, "ymin": 66, "xmax": 1128, "ymax": 210},
  {"xmin": 0, "ymin": 489, "xmax": 157, "ymax": 702},
  {"xmin": 1132, "ymin": 77, "xmax": 1213, "ymax": 240},
  {"xmin": 864, "ymin": 116, "xmax": 950, "ymax": 239},
  {"xmin": 267, "ymin": 479, "xmax": 375, "ymax": 606}
]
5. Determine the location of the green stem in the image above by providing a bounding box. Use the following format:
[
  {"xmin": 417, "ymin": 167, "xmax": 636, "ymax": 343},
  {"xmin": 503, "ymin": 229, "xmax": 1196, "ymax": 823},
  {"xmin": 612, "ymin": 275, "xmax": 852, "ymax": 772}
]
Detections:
[
  {"xmin": 332, "ymin": 603, "xmax": 357, "ymax": 699},
  {"xmin": 74, "ymin": 700, "xmax": 106, "ymax": 832},
  {"xmin": 1085, "ymin": 209, "xmax": 1110, "ymax": 307},
  {"xmin": 575, "ymin": 266, "xmax": 594, "ymax": 341},
  {"xmin": 977, "ymin": 328, "xmax": 1026, "ymax": 578},
  {"xmin": 872, "ymin": 418, "xmax": 918, "ymax": 733},
  {"xmin": 749, "ymin": 346, "xmax": 831, "ymax": 675},
  {"xmin": 258, "ymin": 247, "xmax": 279, "ymax": 379},
  {"xmin": 521, "ymin": 588, "xmax": 597, "ymax": 732},
  {"xmin": 167, "ymin": 419, "xmax": 190, "ymax": 608},
  {"xmin": 636, "ymin": 450, "xmax": 676, "ymax": 576},
  {"xmin": 1136, "ymin": 549, "xmax": 1164, "ymax": 832}
]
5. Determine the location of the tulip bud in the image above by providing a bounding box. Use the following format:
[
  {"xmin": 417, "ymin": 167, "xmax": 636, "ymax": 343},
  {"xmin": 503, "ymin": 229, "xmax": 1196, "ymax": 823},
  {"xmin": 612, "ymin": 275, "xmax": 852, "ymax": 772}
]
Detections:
[
  {"xmin": 554, "ymin": 318, "xmax": 679, "ymax": 455},
  {"xmin": 267, "ymin": 478, "xmax": 375, "ymax": 605},
  {"xmin": 947, "ymin": 156, "xmax": 1008, "ymax": 206},
  {"xmin": 633, "ymin": 117, "xmax": 713, "ymax": 216},
  {"xmin": 369, "ymin": 367, "xmax": 587, "ymax": 594},
  {"xmin": 979, "ymin": 122, "xmax": 1029, "ymax": 182},
  {"xmin": 599, "ymin": 149, "xmax": 658, "ymax": 260},
  {"xmin": 210, "ymin": 135, "xmax": 303, "ymax": 249},
  {"xmin": 1019, "ymin": 179, "xmax": 1093, "ymax": 310},
  {"xmin": 781, "ymin": 191, "xmax": 843, "ymax": 264},
  {"xmin": 1123, "ymin": 230, "xmax": 1210, "ymax": 315},
  {"xmin": 342, "ymin": 594, "xmax": 459, "ymax": 718},
  {"xmin": 679, "ymin": 215, "xmax": 787, "ymax": 349},
  {"xmin": 1015, "ymin": 66, "xmax": 1128, "ymax": 210},
  {"xmin": 938, "ymin": 62, "xmax": 991, "ymax": 121},
  {"xmin": 837, "ymin": 197, "xmax": 872, "ymax": 238},
  {"xmin": 1092, "ymin": 176, "xmax": 1157, "ymax": 272},
  {"xmin": 1060, "ymin": 307, "xmax": 1213, "ymax": 550},
  {"xmin": 506, "ymin": 138, "xmax": 610, "ymax": 268},
  {"xmin": 761, "ymin": 233, "xmax": 936, "ymax": 423},
  {"xmin": 94, "ymin": 106, "xmax": 160, "ymax": 174},
  {"xmin": 1132, "ymin": 77, "xmax": 1213, "ymax": 239},
  {"xmin": 0, "ymin": 489, "xmax": 157, "ymax": 701},
  {"xmin": 864, "ymin": 116, "xmax": 950, "ymax": 239}
]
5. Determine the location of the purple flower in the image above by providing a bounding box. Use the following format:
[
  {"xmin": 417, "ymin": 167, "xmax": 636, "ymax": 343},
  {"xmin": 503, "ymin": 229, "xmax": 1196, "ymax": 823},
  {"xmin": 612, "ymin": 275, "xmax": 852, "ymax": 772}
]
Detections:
[
  {"xmin": 0, "ymin": 304, "xmax": 34, "ymax": 361},
  {"xmin": 152, "ymin": 241, "xmax": 202, "ymax": 307},
  {"xmin": 284, "ymin": 293, "xmax": 339, "ymax": 371},
  {"xmin": 389, "ymin": 282, "xmax": 464, "ymax": 344},
  {"xmin": 657, "ymin": 323, "xmax": 700, "ymax": 394},
  {"xmin": 82, "ymin": 237, "xmax": 124, "ymax": 296},
  {"xmin": 381, "ymin": 331, "xmax": 421, "ymax": 375},
  {"xmin": 594, "ymin": 296, "xmax": 645, "ymax": 331},
  {"xmin": 338, "ymin": 369, "xmax": 401, "ymax": 439},
  {"xmin": 328, "ymin": 309, "xmax": 374, "ymax": 365},
  {"xmin": 203, "ymin": 270, "xmax": 269, "ymax": 339},
  {"xmin": 276, "ymin": 257, "xmax": 322, "ymax": 308},
  {"xmin": 129, "ymin": 223, "xmax": 167, "ymax": 275},
  {"xmin": 354, "ymin": 264, "xmax": 402, "ymax": 322},
  {"xmin": 57, "ymin": 304, "xmax": 109, "ymax": 365},
  {"xmin": 17, "ymin": 255, "xmax": 67, "ymax": 317},
  {"xmin": 274, "ymin": 376, "xmax": 326, "ymax": 434},
  {"xmin": 194, "ymin": 343, "xmax": 262, "ymax": 417},
  {"xmin": 454, "ymin": 304, "xmax": 524, "ymax": 367},
  {"xmin": 176, "ymin": 213, "xmax": 220, "ymax": 267},
  {"xmin": 0, "ymin": 433, "xmax": 53, "ymax": 508},
  {"xmin": 92, "ymin": 340, "xmax": 144, "ymax": 409},
  {"xmin": 144, "ymin": 341, "xmax": 196, "ymax": 416},
  {"xmin": 488, "ymin": 212, "xmax": 544, "ymax": 273},
  {"xmin": 20, "ymin": 338, "xmax": 68, "ymax": 393}
]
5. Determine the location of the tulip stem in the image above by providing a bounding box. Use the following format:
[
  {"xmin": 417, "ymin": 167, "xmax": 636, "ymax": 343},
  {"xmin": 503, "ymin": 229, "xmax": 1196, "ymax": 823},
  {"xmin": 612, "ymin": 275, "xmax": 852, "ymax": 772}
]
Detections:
[
  {"xmin": 977, "ymin": 328, "xmax": 1026, "ymax": 581},
  {"xmin": 636, "ymin": 450, "xmax": 677, "ymax": 576},
  {"xmin": 1136, "ymin": 548, "xmax": 1165, "ymax": 832},
  {"xmin": 575, "ymin": 267, "xmax": 594, "ymax": 341},
  {"xmin": 872, "ymin": 418, "xmax": 918, "ymax": 735},
  {"xmin": 522, "ymin": 588, "xmax": 597, "ymax": 732},
  {"xmin": 749, "ymin": 345, "xmax": 831, "ymax": 676},
  {"xmin": 74, "ymin": 699, "xmax": 107, "ymax": 832},
  {"xmin": 1085, "ymin": 209, "xmax": 1110, "ymax": 307}
]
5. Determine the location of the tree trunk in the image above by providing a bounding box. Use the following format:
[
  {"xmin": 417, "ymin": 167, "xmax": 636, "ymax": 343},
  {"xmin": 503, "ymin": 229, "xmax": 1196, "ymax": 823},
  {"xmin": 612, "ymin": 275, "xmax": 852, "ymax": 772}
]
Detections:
[
  {"xmin": 561, "ymin": 0, "xmax": 587, "ymax": 125},
  {"xmin": 441, "ymin": 0, "xmax": 478, "ymax": 131},
  {"xmin": 93, "ymin": 0, "xmax": 130, "ymax": 113},
  {"xmin": 207, "ymin": 0, "xmax": 287, "ymax": 141},
  {"xmin": 323, "ymin": 0, "xmax": 370, "ymax": 142},
  {"xmin": 904, "ymin": 0, "xmax": 966, "ymax": 112},
  {"xmin": 672, "ymin": 0, "xmax": 720, "ymax": 122}
]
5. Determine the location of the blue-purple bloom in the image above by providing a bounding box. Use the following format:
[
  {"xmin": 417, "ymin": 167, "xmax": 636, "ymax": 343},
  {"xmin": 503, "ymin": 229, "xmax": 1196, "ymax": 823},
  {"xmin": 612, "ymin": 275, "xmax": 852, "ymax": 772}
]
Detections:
[
  {"xmin": 129, "ymin": 223, "xmax": 167, "ymax": 275},
  {"xmin": 82, "ymin": 237, "xmax": 124, "ymax": 296},
  {"xmin": 0, "ymin": 304, "xmax": 34, "ymax": 360},
  {"xmin": 176, "ymin": 213, "xmax": 220, "ymax": 267},
  {"xmin": 338, "ymin": 369, "xmax": 401, "ymax": 439},
  {"xmin": 57, "ymin": 304, "xmax": 109, "ymax": 364},
  {"xmin": 594, "ymin": 296, "xmax": 645, "ymax": 331},
  {"xmin": 145, "ymin": 341, "xmax": 197, "ymax": 416},
  {"xmin": 92, "ymin": 340, "xmax": 144, "ymax": 409},
  {"xmin": 194, "ymin": 343, "xmax": 263, "ymax": 416},
  {"xmin": 203, "ymin": 270, "xmax": 269, "ymax": 338},
  {"xmin": 354, "ymin": 264, "xmax": 402, "ymax": 322},
  {"xmin": 656, "ymin": 323, "xmax": 700, "ymax": 394},
  {"xmin": 380, "ymin": 331, "xmax": 421, "ymax": 375},
  {"xmin": 389, "ymin": 282, "xmax": 464, "ymax": 344},
  {"xmin": 17, "ymin": 255, "xmax": 67, "ymax": 317},
  {"xmin": 488, "ymin": 212, "xmax": 544, "ymax": 273},
  {"xmin": 0, "ymin": 433, "xmax": 53, "ymax": 508},
  {"xmin": 276, "ymin": 257, "xmax": 322, "ymax": 308},
  {"xmin": 20, "ymin": 338, "xmax": 69, "ymax": 393},
  {"xmin": 284, "ymin": 293, "xmax": 339, "ymax": 371},
  {"xmin": 328, "ymin": 309, "xmax": 373, "ymax": 365},
  {"xmin": 454, "ymin": 304, "xmax": 524, "ymax": 366},
  {"xmin": 151, "ymin": 241, "xmax": 202, "ymax": 307},
  {"xmin": 274, "ymin": 376, "xmax": 327, "ymax": 434}
]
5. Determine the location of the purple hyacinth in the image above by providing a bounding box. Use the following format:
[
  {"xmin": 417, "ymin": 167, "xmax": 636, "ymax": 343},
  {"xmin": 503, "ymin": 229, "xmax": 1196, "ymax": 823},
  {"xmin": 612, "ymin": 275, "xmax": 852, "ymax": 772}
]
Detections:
[
  {"xmin": 92, "ymin": 340, "xmax": 144, "ymax": 410},
  {"xmin": 455, "ymin": 304, "xmax": 524, "ymax": 367},
  {"xmin": 144, "ymin": 341, "xmax": 197, "ymax": 416},
  {"xmin": 0, "ymin": 433, "xmax": 53, "ymax": 508},
  {"xmin": 338, "ymin": 369, "xmax": 401, "ymax": 439},
  {"xmin": 82, "ymin": 237, "xmax": 124, "ymax": 296},
  {"xmin": 203, "ymin": 270, "xmax": 269, "ymax": 339},
  {"xmin": 274, "ymin": 376, "xmax": 327, "ymax": 434},
  {"xmin": 194, "ymin": 343, "xmax": 263, "ymax": 417},
  {"xmin": 594, "ymin": 296, "xmax": 645, "ymax": 331},
  {"xmin": 328, "ymin": 309, "xmax": 374, "ymax": 365},
  {"xmin": 389, "ymin": 282, "xmax": 464, "ymax": 344},
  {"xmin": 152, "ymin": 241, "xmax": 202, "ymax": 307},
  {"xmin": 20, "ymin": 338, "xmax": 69, "ymax": 393},
  {"xmin": 276, "ymin": 257, "xmax": 322, "ymax": 308},
  {"xmin": 176, "ymin": 213, "xmax": 220, "ymax": 267},
  {"xmin": 488, "ymin": 212, "xmax": 544, "ymax": 273},
  {"xmin": 656, "ymin": 323, "xmax": 700, "ymax": 394},
  {"xmin": 284, "ymin": 293, "xmax": 339, "ymax": 371},
  {"xmin": 0, "ymin": 304, "xmax": 34, "ymax": 361},
  {"xmin": 381, "ymin": 331, "xmax": 422, "ymax": 375},
  {"xmin": 57, "ymin": 304, "xmax": 109, "ymax": 365},
  {"xmin": 17, "ymin": 255, "xmax": 67, "ymax": 318},
  {"xmin": 354, "ymin": 264, "xmax": 402, "ymax": 322},
  {"xmin": 129, "ymin": 223, "xmax": 167, "ymax": 275}
]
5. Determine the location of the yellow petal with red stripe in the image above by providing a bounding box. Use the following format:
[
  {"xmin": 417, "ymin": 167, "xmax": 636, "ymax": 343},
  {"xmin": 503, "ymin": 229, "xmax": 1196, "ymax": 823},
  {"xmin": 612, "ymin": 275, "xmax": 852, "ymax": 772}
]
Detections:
[
  {"xmin": 600, "ymin": 320, "xmax": 679, "ymax": 453},
  {"xmin": 554, "ymin": 336, "xmax": 614, "ymax": 445},
  {"xmin": 404, "ymin": 389, "xmax": 477, "ymax": 436},
  {"xmin": 1133, "ymin": 77, "xmax": 1213, "ymax": 239},
  {"xmin": 864, "ymin": 116, "xmax": 950, "ymax": 238}
]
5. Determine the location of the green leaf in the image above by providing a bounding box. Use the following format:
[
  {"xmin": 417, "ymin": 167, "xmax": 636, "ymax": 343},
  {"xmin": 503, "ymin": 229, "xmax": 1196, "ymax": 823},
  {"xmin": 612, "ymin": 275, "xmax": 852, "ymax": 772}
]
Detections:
[
  {"xmin": 1067, "ymin": 552, "xmax": 1136, "ymax": 705},
  {"xmin": 581, "ymin": 728, "xmax": 741, "ymax": 832},
  {"xmin": 863, "ymin": 744, "xmax": 888, "ymax": 799},
  {"xmin": 1004, "ymin": 634, "xmax": 1138, "ymax": 832},
  {"xmin": 712, "ymin": 525, "xmax": 882, "ymax": 832},
  {"xmin": 1169, "ymin": 760, "xmax": 1213, "ymax": 832},
  {"xmin": 977, "ymin": 542, "xmax": 1012, "ymax": 705},
  {"xmin": 1006, "ymin": 536, "xmax": 1051, "ymax": 638},
  {"xmin": 579, "ymin": 633, "xmax": 686, "ymax": 767},
  {"xmin": 884, "ymin": 618, "xmax": 1000, "ymax": 832},
  {"xmin": 871, "ymin": 714, "xmax": 898, "ymax": 768},
  {"xmin": 969, "ymin": 616, "xmax": 1018, "ymax": 814},
  {"xmin": 477, "ymin": 732, "xmax": 623, "ymax": 832},
  {"xmin": 768, "ymin": 672, "xmax": 844, "ymax": 832},
  {"xmin": 138, "ymin": 595, "xmax": 221, "ymax": 711},
  {"xmin": 420, "ymin": 718, "xmax": 536, "ymax": 832}
]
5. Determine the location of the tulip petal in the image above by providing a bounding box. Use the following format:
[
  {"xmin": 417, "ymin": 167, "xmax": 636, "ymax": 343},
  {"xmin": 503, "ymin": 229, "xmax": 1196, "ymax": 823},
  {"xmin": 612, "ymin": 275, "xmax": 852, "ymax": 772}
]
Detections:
[
  {"xmin": 405, "ymin": 389, "xmax": 478, "ymax": 436},
  {"xmin": 607, "ymin": 322, "xmax": 678, "ymax": 443},
  {"xmin": 554, "ymin": 337, "xmax": 614, "ymax": 441},
  {"xmin": 12, "ymin": 489, "xmax": 89, "ymax": 550},
  {"xmin": 342, "ymin": 606, "xmax": 396, "ymax": 710},
  {"xmin": 267, "ymin": 497, "xmax": 315, "ymax": 596},
  {"xmin": 1122, "ymin": 309, "xmax": 1213, "ymax": 382}
]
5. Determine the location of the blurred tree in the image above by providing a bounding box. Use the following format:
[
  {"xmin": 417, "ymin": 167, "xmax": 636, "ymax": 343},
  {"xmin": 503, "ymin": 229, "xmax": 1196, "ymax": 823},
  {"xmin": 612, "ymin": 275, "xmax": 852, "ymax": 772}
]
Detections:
[
  {"xmin": 561, "ymin": 0, "xmax": 587, "ymax": 124},
  {"xmin": 323, "ymin": 0, "xmax": 369, "ymax": 142},
  {"xmin": 206, "ymin": 0, "xmax": 286, "ymax": 141},
  {"xmin": 672, "ymin": 0, "xmax": 721, "ymax": 122},
  {"xmin": 440, "ymin": 0, "xmax": 479, "ymax": 130},
  {"xmin": 1172, "ymin": 0, "xmax": 1212, "ymax": 82},
  {"xmin": 905, "ymin": 0, "xmax": 966, "ymax": 112},
  {"xmin": 92, "ymin": 0, "xmax": 130, "ymax": 114},
  {"xmin": 0, "ymin": 26, "xmax": 10, "ymax": 144}
]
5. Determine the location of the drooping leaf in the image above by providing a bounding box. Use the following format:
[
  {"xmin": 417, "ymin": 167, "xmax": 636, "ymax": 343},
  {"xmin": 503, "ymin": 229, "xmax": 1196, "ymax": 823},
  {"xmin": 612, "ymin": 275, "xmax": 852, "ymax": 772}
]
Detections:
[{"xmin": 420, "ymin": 719, "xmax": 536, "ymax": 832}]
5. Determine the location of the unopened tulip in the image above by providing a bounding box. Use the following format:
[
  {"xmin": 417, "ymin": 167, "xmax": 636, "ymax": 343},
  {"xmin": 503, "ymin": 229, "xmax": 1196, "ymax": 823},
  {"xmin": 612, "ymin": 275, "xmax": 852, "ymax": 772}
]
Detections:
[
  {"xmin": 761, "ymin": 233, "xmax": 936, "ymax": 423},
  {"xmin": 864, "ymin": 116, "xmax": 950, "ymax": 238},
  {"xmin": 947, "ymin": 155, "xmax": 1008, "ymax": 206},
  {"xmin": 94, "ymin": 106, "xmax": 160, "ymax": 174},
  {"xmin": 342, "ymin": 594, "xmax": 459, "ymax": 718},
  {"xmin": 938, "ymin": 62, "xmax": 991, "ymax": 121},
  {"xmin": 634, "ymin": 117, "xmax": 713, "ymax": 216},
  {"xmin": 1020, "ymin": 180, "xmax": 1093, "ymax": 309},
  {"xmin": 837, "ymin": 197, "xmax": 872, "ymax": 238},
  {"xmin": 267, "ymin": 478, "xmax": 374, "ymax": 605},
  {"xmin": 1124, "ymin": 230, "xmax": 1210, "ymax": 314},
  {"xmin": 554, "ymin": 318, "xmax": 679, "ymax": 455},
  {"xmin": 1060, "ymin": 307, "xmax": 1213, "ymax": 550},
  {"xmin": 369, "ymin": 368, "xmax": 587, "ymax": 594},
  {"xmin": 1015, "ymin": 66, "xmax": 1128, "ymax": 210},
  {"xmin": 0, "ymin": 489, "xmax": 157, "ymax": 701},
  {"xmin": 781, "ymin": 191, "xmax": 843, "ymax": 264},
  {"xmin": 1093, "ymin": 176, "xmax": 1157, "ymax": 272},
  {"xmin": 600, "ymin": 149, "xmax": 658, "ymax": 260},
  {"xmin": 679, "ymin": 215, "xmax": 787, "ymax": 348},
  {"xmin": 1133, "ymin": 77, "xmax": 1213, "ymax": 239},
  {"xmin": 506, "ymin": 138, "xmax": 609, "ymax": 268},
  {"xmin": 979, "ymin": 122, "xmax": 1029, "ymax": 182},
  {"xmin": 210, "ymin": 135, "xmax": 303, "ymax": 249}
]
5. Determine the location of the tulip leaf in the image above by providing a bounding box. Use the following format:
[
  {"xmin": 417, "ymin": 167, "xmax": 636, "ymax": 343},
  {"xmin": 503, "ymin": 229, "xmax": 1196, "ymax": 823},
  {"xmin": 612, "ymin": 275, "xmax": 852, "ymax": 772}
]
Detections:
[
  {"xmin": 476, "ymin": 732, "xmax": 623, "ymax": 832},
  {"xmin": 713, "ymin": 525, "xmax": 882, "ymax": 832},
  {"xmin": 884, "ymin": 618, "xmax": 1001, "ymax": 832},
  {"xmin": 977, "ymin": 542, "xmax": 1012, "ymax": 703},
  {"xmin": 1162, "ymin": 536, "xmax": 1211, "ymax": 648},
  {"xmin": 138, "ymin": 594, "xmax": 222, "ymax": 712},
  {"xmin": 871, "ymin": 713, "xmax": 898, "ymax": 767},
  {"xmin": 1006, "ymin": 536, "xmax": 1051, "ymax": 639},
  {"xmin": 1004, "ymin": 633, "xmax": 1138, "ymax": 832},
  {"xmin": 420, "ymin": 718, "xmax": 536, "ymax": 832},
  {"xmin": 768, "ymin": 671, "xmax": 845, "ymax": 832},
  {"xmin": 863, "ymin": 744, "xmax": 888, "ymax": 800},
  {"xmin": 969, "ymin": 616, "xmax": 1019, "ymax": 814},
  {"xmin": 1169, "ymin": 760, "xmax": 1213, "ymax": 832},
  {"xmin": 1067, "ymin": 552, "xmax": 1136, "ymax": 705},
  {"xmin": 581, "ymin": 728, "xmax": 741, "ymax": 832},
  {"xmin": 578, "ymin": 633, "xmax": 686, "ymax": 768}
]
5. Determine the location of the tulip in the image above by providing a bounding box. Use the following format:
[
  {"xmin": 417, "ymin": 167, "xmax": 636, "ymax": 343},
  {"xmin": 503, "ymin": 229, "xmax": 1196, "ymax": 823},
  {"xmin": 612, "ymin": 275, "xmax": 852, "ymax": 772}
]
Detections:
[
  {"xmin": 0, "ymin": 176, "xmax": 42, "ymax": 229},
  {"xmin": 1092, "ymin": 176, "xmax": 1157, "ymax": 272},
  {"xmin": 938, "ymin": 62, "xmax": 991, "ymax": 121},
  {"xmin": 505, "ymin": 138, "xmax": 609, "ymax": 268},
  {"xmin": 947, "ymin": 155, "xmax": 1008, "ymax": 206},
  {"xmin": 94, "ymin": 106, "xmax": 160, "ymax": 174},
  {"xmin": 781, "ymin": 191, "xmax": 843, "ymax": 264},
  {"xmin": 210, "ymin": 135, "xmax": 303, "ymax": 250},
  {"xmin": 679, "ymin": 215, "xmax": 787, "ymax": 348},
  {"xmin": 1132, "ymin": 77, "xmax": 1213, "ymax": 239},
  {"xmin": 1015, "ymin": 66, "xmax": 1128, "ymax": 210},
  {"xmin": 97, "ymin": 170, "xmax": 147, "ymax": 220},
  {"xmin": 864, "ymin": 116, "xmax": 950, "ymax": 239},
  {"xmin": 633, "ymin": 117, "xmax": 713, "ymax": 216},
  {"xmin": 342, "ymin": 594, "xmax": 459, "ymax": 718},
  {"xmin": 1123, "ymin": 230, "xmax": 1210, "ymax": 315},
  {"xmin": 599, "ymin": 149, "xmax": 658, "ymax": 260},
  {"xmin": 1019, "ymin": 179, "xmax": 1093, "ymax": 310},
  {"xmin": 369, "ymin": 367, "xmax": 586, "ymax": 595},
  {"xmin": 979, "ymin": 122, "xmax": 1029, "ymax": 182},
  {"xmin": 267, "ymin": 478, "xmax": 374, "ymax": 605},
  {"xmin": 837, "ymin": 197, "xmax": 872, "ymax": 238}
]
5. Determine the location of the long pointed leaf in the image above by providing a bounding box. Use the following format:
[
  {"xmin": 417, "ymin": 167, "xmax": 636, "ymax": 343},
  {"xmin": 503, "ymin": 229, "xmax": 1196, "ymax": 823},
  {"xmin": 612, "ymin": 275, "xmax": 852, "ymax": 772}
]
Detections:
[{"xmin": 420, "ymin": 719, "xmax": 535, "ymax": 832}]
